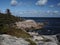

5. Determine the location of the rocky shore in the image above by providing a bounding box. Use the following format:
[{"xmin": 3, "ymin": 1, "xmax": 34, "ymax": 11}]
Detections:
[
  {"xmin": 0, "ymin": 34, "xmax": 30, "ymax": 45},
  {"xmin": 0, "ymin": 18, "xmax": 59, "ymax": 45},
  {"xmin": 16, "ymin": 20, "xmax": 44, "ymax": 30},
  {"xmin": 28, "ymin": 31, "xmax": 59, "ymax": 45},
  {"xmin": 0, "ymin": 34, "xmax": 59, "ymax": 45}
]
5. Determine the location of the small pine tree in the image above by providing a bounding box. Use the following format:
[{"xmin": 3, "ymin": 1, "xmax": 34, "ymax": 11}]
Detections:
[
  {"xmin": 0, "ymin": 9, "xmax": 1, "ymax": 14},
  {"xmin": 6, "ymin": 9, "xmax": 11, "ymax": 15}
]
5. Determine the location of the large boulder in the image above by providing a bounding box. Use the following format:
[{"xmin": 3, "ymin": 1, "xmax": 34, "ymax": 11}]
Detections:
[
  {"xmin": 0, "ymin": 34, "xmax": 29, "ymax": 45},
  {"xmin": 16, "ymin": 20, "xmax": 44, "ymax": 30}
]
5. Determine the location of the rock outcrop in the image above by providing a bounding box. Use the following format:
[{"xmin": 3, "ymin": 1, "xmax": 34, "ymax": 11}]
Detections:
[
  {"xmin": 35, "ymin": 35, "xmax": 58, "ymax": 45},
  {"xmin": 16, "ymin": 20, "xmax": 44, "ymax": 30},
  {"xmin": 0, "ymin": 34, "xmax": 29, "ymax": 45},
  {"xmin": 0, "ymin": 34, "xmax": 59, "ymax": 45}
]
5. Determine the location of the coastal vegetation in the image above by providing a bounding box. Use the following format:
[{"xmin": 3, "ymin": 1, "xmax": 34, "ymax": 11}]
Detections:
[
  {"xmin": 26, "ymin": 39, "xmax": 37, "ymax": 45},
  {"xmin": 0, "ymin": 9, "xmax": 37, "ymax": 45},
  {"xmin": 0, "ymin": 9, "xmax": 31, "ymax": 38}
]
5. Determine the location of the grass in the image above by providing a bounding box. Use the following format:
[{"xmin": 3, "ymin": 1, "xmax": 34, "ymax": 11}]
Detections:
[
  {"xmin": 26, "ymin": 39, "xmax": 37, "ymax": 45},
  {"xmin": 0, "ymin": 12, "xmax": 37, "ymax": 45},
  {"xmin": 0, "ymin": 26, "xmax": 37, "ymax": 45},
  {"xmin": 1, "ymin": 27, "xmax": 31, "ymax": 38}
]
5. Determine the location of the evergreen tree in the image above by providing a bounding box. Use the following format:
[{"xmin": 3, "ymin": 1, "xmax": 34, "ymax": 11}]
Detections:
[{"xmin": 6, "ymin": 9, "xmax": 11, "ymax": 15}]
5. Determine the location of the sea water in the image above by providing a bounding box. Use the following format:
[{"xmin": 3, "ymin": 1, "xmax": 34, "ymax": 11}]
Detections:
[{"xmin": 24, "ymin": 17, "xmax": 60, "ymax": 35}]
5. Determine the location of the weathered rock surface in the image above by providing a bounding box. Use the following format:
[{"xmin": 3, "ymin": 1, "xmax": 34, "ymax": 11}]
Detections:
[
  {"xmin": 16, "ymin": 20, "xmax": 44, "ymax": 30},
  {"xmin": 36, "ymin": 35, "xmax": 58, "ymax": 45},
  {"xmin": 0, "ymin": 34, "xmax": 59, "ymax": 45},
  {"xmin": 0, "ymin": 34, "xmax": 29, "ymax": 45}
]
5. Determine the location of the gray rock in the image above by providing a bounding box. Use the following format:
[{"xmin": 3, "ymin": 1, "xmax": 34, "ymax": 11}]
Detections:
[
  {"xmin": 35, "ymin": 35, "xmax": 58, "ymax": 45},
  {"xmin": 44, "ymin": 42, "xmax": 57, "ymax": 45},
  {"xmin": 16, "ymin": 20, "xmax": 44, "ymax": 30},
  {"xmin": 0, "ymin": 34, "xmax": 29, "ymax": 45}
]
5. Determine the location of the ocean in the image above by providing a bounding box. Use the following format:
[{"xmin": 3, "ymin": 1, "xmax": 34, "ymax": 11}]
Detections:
[{"xmin": 23, "ymin": 17, "xmax": 60, "ymax": 35}]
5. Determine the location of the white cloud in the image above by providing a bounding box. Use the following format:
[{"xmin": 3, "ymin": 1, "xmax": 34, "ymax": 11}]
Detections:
[
  {"xmin": 11, "ymin": 0, "xmax": 18, "ymax": 6},
  {"xmin": 57, "ymin": 3, "xmax": 60, "ymax": 6},
  {"xmin": 49, "ymin": 5, "xmax": 54, "ymax": 7},
  {"xmin": 18, "ymin": 11, "xmax": 41, "ymax": 15},
  {"xmin": 53, "ymin": 11, "xmax": 59, "ymax": 14},
  {"xmin": 46, "ymin": 10, "xmax": 59, "ymax": 15},
  {"xmin": 47, "ymin": 10, "xmax": 51, "ymax": 13},
  {"xmin": 46, "ymin": 11, "xmax": 58, "ymax": 14},
  {"xmin": 36, "ymin": 0, "xmax": 48, "ymax": 6},
  {"xmin": 12, "ymin": 10, "xmax": 60, "ymax": 17}
]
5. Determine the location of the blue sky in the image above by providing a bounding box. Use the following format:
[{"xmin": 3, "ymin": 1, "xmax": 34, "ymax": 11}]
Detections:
[{"xmin": 0, "ymin": 0, "xmax": 60, "ymax": 17}]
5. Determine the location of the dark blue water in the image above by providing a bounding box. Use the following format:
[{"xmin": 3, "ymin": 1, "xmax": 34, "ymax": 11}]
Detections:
[{"xmin": 23, "ymin": 17, "xmax": 60, "ymax": 35}]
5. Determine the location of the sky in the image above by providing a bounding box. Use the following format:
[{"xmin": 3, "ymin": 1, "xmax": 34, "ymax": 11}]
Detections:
[{"xmin": 0, "ymin": 0, "xmax": 60, "ymax": 17}]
